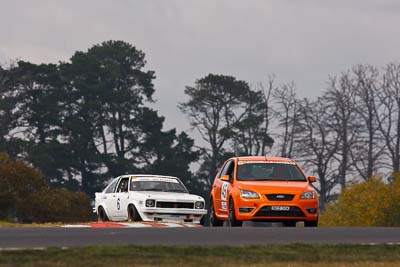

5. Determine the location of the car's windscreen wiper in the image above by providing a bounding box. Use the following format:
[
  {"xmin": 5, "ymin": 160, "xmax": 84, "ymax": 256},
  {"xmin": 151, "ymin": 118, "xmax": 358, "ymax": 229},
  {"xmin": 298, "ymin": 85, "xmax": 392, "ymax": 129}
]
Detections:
[{"xmin": 168, "ymin": 189, "xmax": 187, "ymax": 193}]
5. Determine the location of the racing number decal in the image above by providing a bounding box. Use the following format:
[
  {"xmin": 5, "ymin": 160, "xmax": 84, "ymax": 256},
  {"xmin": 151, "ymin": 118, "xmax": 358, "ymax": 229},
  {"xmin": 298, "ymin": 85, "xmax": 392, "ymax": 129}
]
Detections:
[
  {"xmin": 117, "ymin": 198, "xmax": 121, "ymax": 210},
  {"xmin": 221, "ymin": 182, "xmax": 229, "ymax": 200},
  {"xmin": 221, "ymin": 182, "xmax": 229, "ymax": 210}
]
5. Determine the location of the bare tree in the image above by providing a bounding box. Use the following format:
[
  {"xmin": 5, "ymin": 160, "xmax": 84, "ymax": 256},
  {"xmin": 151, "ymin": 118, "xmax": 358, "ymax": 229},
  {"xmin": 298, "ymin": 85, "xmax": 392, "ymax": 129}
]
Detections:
[
  {"xmin": 295, "ymin": 98, "xmax": 340, "ymax": 209},
  {"xmin": 259, "ymin": 77, "xmax": 275, "ymax": 154},
  {"xmin": 272, "ymin": 81, "xmax": 301, "ymax": 158},
  {"xmin": 324, "ymin": 72, "xmax": 359, "ymax": 189},
  {"xmin": 352, "ymin": 65, "xmax": 385, "ymax": 180},
  {"xmin": 376, "ymin": 63, "xmax": 400, "ymax": 173}
]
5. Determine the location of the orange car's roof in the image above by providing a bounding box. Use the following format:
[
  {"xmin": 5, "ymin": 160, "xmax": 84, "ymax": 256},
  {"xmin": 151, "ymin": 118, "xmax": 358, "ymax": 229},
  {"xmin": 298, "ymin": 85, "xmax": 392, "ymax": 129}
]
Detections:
[{"xmin": 235, "ymin": 156, "xmax": 295, "ymax": 163}]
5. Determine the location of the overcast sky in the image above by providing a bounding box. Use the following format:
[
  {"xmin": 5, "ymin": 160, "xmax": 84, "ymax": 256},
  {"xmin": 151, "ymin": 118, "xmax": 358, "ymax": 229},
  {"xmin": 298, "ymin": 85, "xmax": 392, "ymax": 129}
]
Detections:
[{"xmin": 2, "ymin": 0, "xmax": 400, "ymax": 135}]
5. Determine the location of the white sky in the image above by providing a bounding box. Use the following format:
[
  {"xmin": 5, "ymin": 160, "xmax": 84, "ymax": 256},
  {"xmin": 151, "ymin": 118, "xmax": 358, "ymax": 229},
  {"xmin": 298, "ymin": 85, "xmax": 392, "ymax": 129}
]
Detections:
[{"xmin": 1, "ymin": 0, "xmax": 400, "ymax": 137}]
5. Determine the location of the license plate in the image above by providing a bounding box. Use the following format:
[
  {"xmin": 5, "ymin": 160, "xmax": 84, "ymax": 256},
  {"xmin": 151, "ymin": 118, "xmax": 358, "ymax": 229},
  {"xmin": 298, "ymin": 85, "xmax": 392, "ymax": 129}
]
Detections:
[{"xmin": 271, "ymin": 206, "xmax": 290, "ymax": 211}]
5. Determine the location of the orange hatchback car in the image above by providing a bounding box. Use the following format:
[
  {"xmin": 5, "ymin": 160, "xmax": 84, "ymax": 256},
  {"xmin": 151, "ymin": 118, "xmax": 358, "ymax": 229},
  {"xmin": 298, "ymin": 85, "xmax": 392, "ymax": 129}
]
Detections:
[{"xmin": 209, "ymin": 156, "xmax": 319, "ymax": 227}]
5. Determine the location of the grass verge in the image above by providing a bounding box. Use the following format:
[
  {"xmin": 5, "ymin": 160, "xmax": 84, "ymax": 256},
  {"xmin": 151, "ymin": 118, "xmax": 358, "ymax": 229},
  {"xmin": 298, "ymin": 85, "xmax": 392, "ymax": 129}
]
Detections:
[
  {"xmin": 0, "ymin": 221, "xmax": 63, "ymax": 228},
  {"xmin": 0, "ymin": 244, "xmax": 399, "ymax": 267}
]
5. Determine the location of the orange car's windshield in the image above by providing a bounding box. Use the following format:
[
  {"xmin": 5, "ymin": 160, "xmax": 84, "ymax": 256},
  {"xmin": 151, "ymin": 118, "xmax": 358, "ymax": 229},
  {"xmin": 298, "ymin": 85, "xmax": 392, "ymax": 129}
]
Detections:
[{"xmin": 236, "ymin": 162, "xmax": 306, "ymax": 181}]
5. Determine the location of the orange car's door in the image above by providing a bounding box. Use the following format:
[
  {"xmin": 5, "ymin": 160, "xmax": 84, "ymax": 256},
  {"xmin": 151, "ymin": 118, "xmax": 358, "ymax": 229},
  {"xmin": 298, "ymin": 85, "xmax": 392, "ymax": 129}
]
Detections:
[
  {"xmin": 215, "ymin": 160, "xmax": 235, "ymax": 217},
  {"xmin": 212, "ymin": 163, "xmax": 225, "ymax": 216}
]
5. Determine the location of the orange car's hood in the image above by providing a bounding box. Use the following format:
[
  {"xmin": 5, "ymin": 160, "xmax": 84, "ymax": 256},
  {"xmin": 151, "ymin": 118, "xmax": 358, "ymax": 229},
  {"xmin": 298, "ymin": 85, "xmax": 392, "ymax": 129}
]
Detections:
[{"xmin": 235, "ymin": 180, "xmax": 313, "ymax": 193}]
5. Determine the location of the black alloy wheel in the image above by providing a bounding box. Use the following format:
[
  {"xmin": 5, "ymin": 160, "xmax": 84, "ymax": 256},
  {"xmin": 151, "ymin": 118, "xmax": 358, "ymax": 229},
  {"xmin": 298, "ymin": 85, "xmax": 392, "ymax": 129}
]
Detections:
[
  {"xmin": 209, "ymin": 199, "xmax": 223, "ymax": 227},
  {"xmin": 228, "ymin": 198, "xmax": 243, "ymax": 227},
  {"xmin": 128, "ymin": 205, "xmax": 142, "ymax": 222},
  {"xmin": 97, "ymin": 206, "xmax": 109, "ymax": 222}
]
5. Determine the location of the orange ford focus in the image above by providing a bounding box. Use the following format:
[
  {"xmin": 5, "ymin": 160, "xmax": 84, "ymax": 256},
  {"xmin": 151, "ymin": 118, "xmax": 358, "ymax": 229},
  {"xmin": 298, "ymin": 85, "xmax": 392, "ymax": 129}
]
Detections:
[{"xmin": 209, "ymin": 156, "xmax": 319, "ymax": 227}]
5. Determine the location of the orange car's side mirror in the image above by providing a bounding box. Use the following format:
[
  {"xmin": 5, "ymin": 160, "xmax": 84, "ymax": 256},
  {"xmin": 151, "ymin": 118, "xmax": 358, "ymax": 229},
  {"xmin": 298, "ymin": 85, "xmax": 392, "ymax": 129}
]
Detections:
[
  {"xmin": 308, "ymin": 176, "xmax": 317, "ymax": 183},
  {"xmin": 221, "ymin": 175, "xmax": 230, "ymax": 181}
]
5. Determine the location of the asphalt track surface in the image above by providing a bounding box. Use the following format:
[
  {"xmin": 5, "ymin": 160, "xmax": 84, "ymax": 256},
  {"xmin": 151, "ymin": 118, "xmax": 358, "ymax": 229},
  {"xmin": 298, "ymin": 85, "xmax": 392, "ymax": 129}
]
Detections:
[{"xmin": 1, "ymin": 227, "xmax": 400, "ymax": 248}]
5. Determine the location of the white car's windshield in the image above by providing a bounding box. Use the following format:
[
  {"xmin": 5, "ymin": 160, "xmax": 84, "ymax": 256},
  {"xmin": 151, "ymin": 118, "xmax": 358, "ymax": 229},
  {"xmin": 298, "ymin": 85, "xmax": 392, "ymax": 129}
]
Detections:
[
  {"xmin": 130, "ymin": 177, "xmax": 189, "ymax": 193},
  {"xmin": 237, "ymin": 162, "xmax": 306, "ymax": 181}
]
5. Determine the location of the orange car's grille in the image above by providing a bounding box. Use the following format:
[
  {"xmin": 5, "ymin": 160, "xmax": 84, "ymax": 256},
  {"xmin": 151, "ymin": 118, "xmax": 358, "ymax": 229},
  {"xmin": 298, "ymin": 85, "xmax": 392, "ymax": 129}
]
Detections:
[
  {"xmin": 266, "ymin": 194, "xmax": 294, "ymax": 201},
  {"xmin": 156, "ymin": 202, "xmax": 194, "ymax": 209},
  {"xmin": 254, "ymin": 206, "xmax": 306, "ymax": 217}
]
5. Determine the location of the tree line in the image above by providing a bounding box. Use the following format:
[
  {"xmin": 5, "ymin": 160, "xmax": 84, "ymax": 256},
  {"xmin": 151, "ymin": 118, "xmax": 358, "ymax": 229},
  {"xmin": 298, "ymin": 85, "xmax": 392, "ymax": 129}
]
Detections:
[
  {"xmin": 1, "ymin": 40, "xmax": 399, "ymax": 210},
  {"xmin": 0, "ymin": 40, "xmax": 198, "ymax": 197}
]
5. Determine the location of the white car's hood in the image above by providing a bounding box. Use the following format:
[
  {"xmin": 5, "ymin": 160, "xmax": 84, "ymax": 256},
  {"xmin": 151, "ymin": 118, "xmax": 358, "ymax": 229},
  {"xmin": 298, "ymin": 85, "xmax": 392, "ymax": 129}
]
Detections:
[{"xmin": 134, "ymin": 191, "xmax": 204, "ymax": 202}]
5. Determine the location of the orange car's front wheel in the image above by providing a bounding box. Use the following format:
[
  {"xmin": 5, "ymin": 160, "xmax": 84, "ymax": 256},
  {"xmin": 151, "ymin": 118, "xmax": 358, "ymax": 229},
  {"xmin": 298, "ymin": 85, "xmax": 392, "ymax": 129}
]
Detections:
[
  {"xmin": 228, "ymin": 198, "xmax": 242, "ymax": 227},
  {"xmin": 209, "ymin": 199, "xmax": 223, "ymax": 227}
]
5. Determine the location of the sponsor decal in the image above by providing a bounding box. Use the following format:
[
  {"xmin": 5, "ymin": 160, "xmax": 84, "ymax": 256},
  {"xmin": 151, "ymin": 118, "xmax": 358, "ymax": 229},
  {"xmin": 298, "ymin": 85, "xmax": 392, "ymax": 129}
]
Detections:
[
  {"xmin": 117, "ymin": 198, "xmax": 121, "ymax": 210},
  {"xmin": 220, "ymin": 182, "xmax": 229, "ymax": 210},
  {"xmin": 132, "ymin": 177, "xmax": 179, "ymax": 183},
  {"xmin": 221, "ymin": 201, "xmax": 227, "ymax": 210}
]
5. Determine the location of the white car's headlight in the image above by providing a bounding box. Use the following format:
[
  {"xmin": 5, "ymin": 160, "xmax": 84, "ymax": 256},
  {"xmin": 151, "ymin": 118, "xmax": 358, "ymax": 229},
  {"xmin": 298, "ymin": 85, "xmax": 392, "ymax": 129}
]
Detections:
[
  {"xmin": 240, "ymin": 190, "xmax": 260, "ymax": 199},
  {"xmin": 301, "ymin": 191, "xmax": 315, "ymax": 199},
  {"xmin": 195, "ymin": 201, "xmax": 204, "ymax": 209},
  {"xmin": 145, "ymin": 199, "xmax": 155, "ymax": 207}
]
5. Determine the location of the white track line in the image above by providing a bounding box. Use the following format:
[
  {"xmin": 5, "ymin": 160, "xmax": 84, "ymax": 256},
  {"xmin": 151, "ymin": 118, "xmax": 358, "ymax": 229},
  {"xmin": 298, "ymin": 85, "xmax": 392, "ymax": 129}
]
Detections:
[
  {"xmin": 183, "ymin": 223, "xmax": 202, "ymax": 227},
  {"xmin": 63, "ymin": 222, "xmax": 202, "ymax": 228},
  {"xmin": 120, "ymin": 223, "xmax": 150, "ymax": 228},
  {"xmin": 63, "ymin": 225, "xmax": 91, "ymax": 228},
  {"xmin": 163, "ymin": 223, "xmax": 185, "ymax": 227}
]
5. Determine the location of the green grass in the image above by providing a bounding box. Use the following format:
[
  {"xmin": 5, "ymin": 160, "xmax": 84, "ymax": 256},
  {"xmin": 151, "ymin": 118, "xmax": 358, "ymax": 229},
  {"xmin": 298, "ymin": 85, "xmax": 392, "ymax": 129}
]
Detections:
[{"xmin": 0, "ymin": 244, "xmax": 400, "ymax": 267}]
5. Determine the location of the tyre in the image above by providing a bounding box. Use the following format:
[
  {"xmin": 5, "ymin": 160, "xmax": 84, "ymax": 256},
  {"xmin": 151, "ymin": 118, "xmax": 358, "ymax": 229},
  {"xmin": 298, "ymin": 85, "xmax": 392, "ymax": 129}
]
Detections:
[
  {"xmin": 128, "ymin": 204, "xmax": 142, "ymax": 222},
  {"xmin": 228, "ymin": 198, "xmax": 242, "ymax": 227},
  {"xmin": 97, "ymin": 206, "xmax": 109, "ymax": 222},
  {"xmin": 200, "ymin": 215, "xmax": 205, "ymax": 226},
  {"xmin": 304, "ymin": 219, "xmax": 318, "ymax": 227},
  {"xmin": 283, "ymin": 221, "xmax": 296, "ymax": 227},
  {"xmin": 209, "ymin": 199, "xmax": 223, "ymax": 227}
]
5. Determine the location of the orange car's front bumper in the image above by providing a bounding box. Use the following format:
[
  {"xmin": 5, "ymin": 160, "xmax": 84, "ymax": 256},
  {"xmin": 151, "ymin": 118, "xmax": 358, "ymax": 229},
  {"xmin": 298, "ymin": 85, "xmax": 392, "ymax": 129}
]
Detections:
[{"xmin": 234, "ymin": 196, "xmax": 318, "ymax": 221}]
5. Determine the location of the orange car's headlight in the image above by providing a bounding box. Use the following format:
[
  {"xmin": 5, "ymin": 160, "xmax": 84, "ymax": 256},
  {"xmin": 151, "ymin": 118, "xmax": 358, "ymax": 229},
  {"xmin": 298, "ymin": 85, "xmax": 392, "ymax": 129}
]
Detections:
[
  {"xmin": 240, "ymin": 190, "xmax": 260, "ymax": 199},
  {"xmin": 300, "ymin": 191, "xmax": 316, "ymax": 199}
]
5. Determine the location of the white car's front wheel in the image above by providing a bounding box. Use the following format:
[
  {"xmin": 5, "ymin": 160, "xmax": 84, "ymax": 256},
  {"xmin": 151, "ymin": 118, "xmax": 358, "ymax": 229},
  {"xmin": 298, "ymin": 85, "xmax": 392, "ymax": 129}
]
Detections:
[
  {"xmin": 97, "ymin": 206, "xmax": 109, "ymax": 222},
  {"xmin": 128, "ymin": 204, "xmax": 142, "ymax": 222}
]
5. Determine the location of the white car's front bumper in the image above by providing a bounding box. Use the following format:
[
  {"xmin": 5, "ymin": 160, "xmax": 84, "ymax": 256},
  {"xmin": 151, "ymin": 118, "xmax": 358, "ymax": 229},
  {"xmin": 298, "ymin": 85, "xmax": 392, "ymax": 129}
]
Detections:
[{"xmin": 139, "ymin": 208, "xmax": 207, "ymax": 223}]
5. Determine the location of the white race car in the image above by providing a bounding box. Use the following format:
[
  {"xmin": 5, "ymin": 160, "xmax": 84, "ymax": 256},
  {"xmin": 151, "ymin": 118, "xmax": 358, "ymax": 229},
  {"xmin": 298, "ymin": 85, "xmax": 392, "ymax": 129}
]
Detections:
[{"xmin": 94, "ymin": 174, "xmax": 207, "ymax": 224}]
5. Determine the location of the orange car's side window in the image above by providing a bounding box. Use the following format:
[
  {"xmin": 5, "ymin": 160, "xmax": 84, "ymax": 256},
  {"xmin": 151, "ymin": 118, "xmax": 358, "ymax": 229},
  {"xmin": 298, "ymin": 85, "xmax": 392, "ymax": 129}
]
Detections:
[
  {"xmin": 218, "ymin": 162, "xmax": 228, "ymax": 179},
  {"xmin": 220, "ymin": 160, "xmax": 235, "ymax": 182}
]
